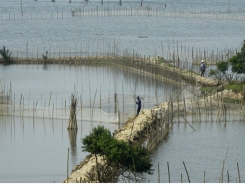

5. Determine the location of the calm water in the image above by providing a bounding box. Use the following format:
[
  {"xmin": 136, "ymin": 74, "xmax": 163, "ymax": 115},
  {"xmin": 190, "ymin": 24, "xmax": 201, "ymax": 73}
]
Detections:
[
  {"xmin": 144, "ymin": 113, "xmax": 245, "ymax": 183},
  {"xmin": 0, "ymin": 116, "xmax": 115, "ymax": 183},
  {"xmin": 0, "ymin": 0, "xmax": 245, "ymax": 63},
  {"xmin": 0, "ymin": 64, "xmax": 180, "ymax": 182}
]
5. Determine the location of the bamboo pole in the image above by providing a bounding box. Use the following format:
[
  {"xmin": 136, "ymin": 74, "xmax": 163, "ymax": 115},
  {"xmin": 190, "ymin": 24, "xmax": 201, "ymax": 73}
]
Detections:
[
  {"xmin": 237, "ymin": 162, "xmax": 241, "ymax": 183},
  {"xmin": 183, "ymin": 161, "xmax": 190, "ymax": 183},
  {"xmin": 181, "ymin": 114, "xmax": 196, "ymax": 131},
  {"xmin": 48, "ymin": 91, "xmax": 52, "ymax": 108},
  {"xmin": 167, "ymin": 162, "xmax": 170, "ymax": 183},
  {"xmin": 91, "ymin": 89, "xmax": 97, "ymax": 119},
  {"xmin": 67, "ymin": 147, "xmax": 69, "ymax": 179},
  {"xmin": 227, "ymin": 170, "xmax": 229, "ymax": 183},
  {"xmin": 158, "ymin": 163, "xmax": 160, "ymax": 183},
  {"xmin": 204, "ymin": 171, "xmax": 205, "ymax": 183}
]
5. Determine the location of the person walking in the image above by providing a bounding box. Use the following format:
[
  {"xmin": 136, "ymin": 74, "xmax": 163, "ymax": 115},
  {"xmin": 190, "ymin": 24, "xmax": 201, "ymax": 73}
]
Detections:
[
  {"xmin": 136, "ymin": 96, "xmax": 141, "ymax": 116},
  {"xmin": 200, "ymin": 60, "xmax": 206, "ymax": 77}
]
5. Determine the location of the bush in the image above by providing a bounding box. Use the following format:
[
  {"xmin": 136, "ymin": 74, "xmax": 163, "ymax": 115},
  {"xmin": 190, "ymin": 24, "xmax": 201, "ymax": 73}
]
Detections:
[
  {"xmin": 82, "ymin": 125, "xmax": 152, "ymax": 182},
  {"xmin": 0, "ymin": 46, "xmax": 13, "ymax": 64},
  {"xmin": 229, "ymin": 40, "xmax": 245, "ymax": 74}
]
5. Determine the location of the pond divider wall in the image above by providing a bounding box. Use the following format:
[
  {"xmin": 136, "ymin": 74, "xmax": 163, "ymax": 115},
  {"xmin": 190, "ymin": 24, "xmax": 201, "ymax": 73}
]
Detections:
[{"xmin": 64, "ymin": 98, "xmax": 177, "ymax": 183}]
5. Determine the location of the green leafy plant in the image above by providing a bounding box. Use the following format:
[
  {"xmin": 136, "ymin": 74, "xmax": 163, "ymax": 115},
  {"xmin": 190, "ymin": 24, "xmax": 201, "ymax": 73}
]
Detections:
[
  {"xmin": 0, "ymin": 46, "xmax": 13, "ymax": 64},
  {"xmin": 82, "ymin": 125, "xmax": 152, "ymax": 182},
  {"xmin": 229, "ymin": 40, "xmax": 245, "ymax": 74}
]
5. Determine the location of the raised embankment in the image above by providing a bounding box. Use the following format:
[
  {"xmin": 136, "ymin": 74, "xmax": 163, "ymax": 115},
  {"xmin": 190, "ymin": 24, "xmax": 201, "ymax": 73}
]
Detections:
[{"xmin": 63, "ymin": 101, "xmax": 176, "ymax": 183}]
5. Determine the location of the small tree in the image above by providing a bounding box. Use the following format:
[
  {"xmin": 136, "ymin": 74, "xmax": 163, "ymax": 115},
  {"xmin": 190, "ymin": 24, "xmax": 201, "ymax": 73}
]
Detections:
[
  {"xmin": 209, "ymin": 61, "xmax": 230, "ymax": 83},
  {"xmin": 0, "ymin": 46, "xmax": 13, "ymax": 64},
  {"xmin": 210, "ymin": 40, "xmax": 245, "ymax": 82},
  {"xmin": 229, "ymin": 40, "xmax": 245, "ymax": 75},
  {"xmin": 82, "ymin": 126, "xmax": 152, "ymax": 182}
]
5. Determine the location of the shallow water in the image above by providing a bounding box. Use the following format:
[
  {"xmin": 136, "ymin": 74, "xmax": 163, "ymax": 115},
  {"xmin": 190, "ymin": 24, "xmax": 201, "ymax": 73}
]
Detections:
[
  {"xmin": 0, "ymin": 0, "xmax": 245, "ymax": 63},
  {"xmin": 143, "ymin": 112, "xmax": 245, "ymax": 183},
  {"xmin": 0, "ymin": 64, "xmax": 180, "ymax": 182},
  {"xmin": 0, "ymin": 116, "xmax": 118, "ymax": 182}
]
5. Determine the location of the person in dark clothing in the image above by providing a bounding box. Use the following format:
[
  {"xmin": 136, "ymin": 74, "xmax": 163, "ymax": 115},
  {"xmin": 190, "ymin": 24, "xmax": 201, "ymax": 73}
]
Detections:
[
  {"xmin": 136, "ymin": 96, "xmax": 141, "ymax": 115},
  {"xmin": 200, "ymin": 60, "xmax": 206, "ymax": 77}
]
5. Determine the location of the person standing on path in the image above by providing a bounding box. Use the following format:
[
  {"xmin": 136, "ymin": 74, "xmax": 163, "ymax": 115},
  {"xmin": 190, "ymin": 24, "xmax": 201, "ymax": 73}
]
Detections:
[
  {"xmin": 200, "ymin": 60, "xmax": 206, "ymax": 77},
  {"xmin": 136, "ymin": 96, "xmax": 141, "ymax": 116}
]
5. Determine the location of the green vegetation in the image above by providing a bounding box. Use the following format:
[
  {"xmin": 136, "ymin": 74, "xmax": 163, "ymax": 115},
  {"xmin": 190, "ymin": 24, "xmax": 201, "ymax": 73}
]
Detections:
[
  {"xmin": 0, "ymin": 46, "xmax": 13, "ymax": 64},
  {"xmin": 82, "ymin": 125, "xmax": 152, "ymax": 182},
  {"xmin": 229, "ymin": 40, "xmax": 245, "ymax": 74},
  {"xmin": 209, "ymin": 40, "xmax": 245, "ymax": 93},
  {"xmin": 225, "ymin": 83, "xmax": 245, "ymax": 93},
  {"xmin": 201, "ymin": 86, "xmax": 216, "ymax": 94},
  {"xmin": 208, "ymin": 61, "xmax": 231, "ymax": 82}
]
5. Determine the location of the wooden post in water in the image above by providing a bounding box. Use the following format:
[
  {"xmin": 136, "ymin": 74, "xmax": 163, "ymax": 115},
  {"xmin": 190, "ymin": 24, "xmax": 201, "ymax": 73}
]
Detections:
[
  {"xmin": 167, "ymin": 162, "xmax": 170, "ymax": 183},
  {"xmin": 227, "ymin": 170, "xmax": 230, "ymax": 183},
  {"xmin": 67, "ymin": 147, "xmax": 69, "ymax": 179},
  {"xmin": 52, "ymin": 102, "xmax": 54, "ymax": 119},
  {"xmin": 67, "ymin": 94, "xmax": 78, "ymax": 129},
  {"xmin": 33, "ymin": 102, "xmax": 35, "ymax": 121},
  {"xmin": 237, "ymin": 162, "xmax": 241, "ymax": 183},
  {"xmin": 48, "ymin": 91, "xmax": 52, "ymax": 109},
  {"xmin": 158, "ymin": 163, "xmax": 160, "ymax": 183},
  {"xmin": 22, "ymin": 97, "xmax": 24, "ymax": 117},
  {"xmin": 204, "ymin": 171, "xmax": 205, "ymax": 183},
  {"xmin": 91, "ymin": 89, "xmax": 97, "ymax": 120},
  {"xmin": 183, "ymin": 161, "xmax": 190, "ymax": 183},
  {"xmin": 43, "ymin": 101, "xmax": 46, "ymax": 118},
  {"xmin": 65, "ymin": 100, "xmax": 66, "ymax": 115}
]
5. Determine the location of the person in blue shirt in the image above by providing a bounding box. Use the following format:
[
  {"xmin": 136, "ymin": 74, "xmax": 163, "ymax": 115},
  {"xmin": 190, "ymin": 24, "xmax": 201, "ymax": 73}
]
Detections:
[
  {"xmin": 200, "ymin": 60, "xmax": 206, "ymax": 77},
  {"xmin": 136, "ymin": 96, "xmax": 141, "ymax": 116}
]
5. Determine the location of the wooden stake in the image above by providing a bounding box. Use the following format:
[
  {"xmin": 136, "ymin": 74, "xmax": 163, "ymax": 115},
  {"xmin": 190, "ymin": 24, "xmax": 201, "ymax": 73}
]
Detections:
[
  {"xmin": 183, "ymin": 161, "xmax": 190, "ymax": 183},
  {"xmin": 67, "ymin": 147, "xmax": 69, "ymax": 179},
  {"xmin": 237, "ymin": 162, "xmax": 241, "ymax": 183},
  {"xmin": 167, "ymin": 162, "xmax": 170, "ymax": 183}
]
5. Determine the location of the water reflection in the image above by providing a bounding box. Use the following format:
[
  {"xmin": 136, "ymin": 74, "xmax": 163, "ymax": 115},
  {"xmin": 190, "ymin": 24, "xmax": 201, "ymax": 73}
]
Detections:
[{"xmin": 67, "ymin": 128, "xmax": 78, "ymax": 159}]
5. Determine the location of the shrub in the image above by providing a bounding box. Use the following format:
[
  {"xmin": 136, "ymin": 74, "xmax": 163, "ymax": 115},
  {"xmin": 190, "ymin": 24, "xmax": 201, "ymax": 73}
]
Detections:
[{"xmin": 0, "ymin": 46, "xmax": 13, "ymax": 64}]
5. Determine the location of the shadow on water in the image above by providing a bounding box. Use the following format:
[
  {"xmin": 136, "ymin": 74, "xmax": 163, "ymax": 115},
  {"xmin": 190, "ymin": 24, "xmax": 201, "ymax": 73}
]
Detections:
[{"xmin": 67, "ymin": 128, "xmax": 78, "ymax": 159}]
